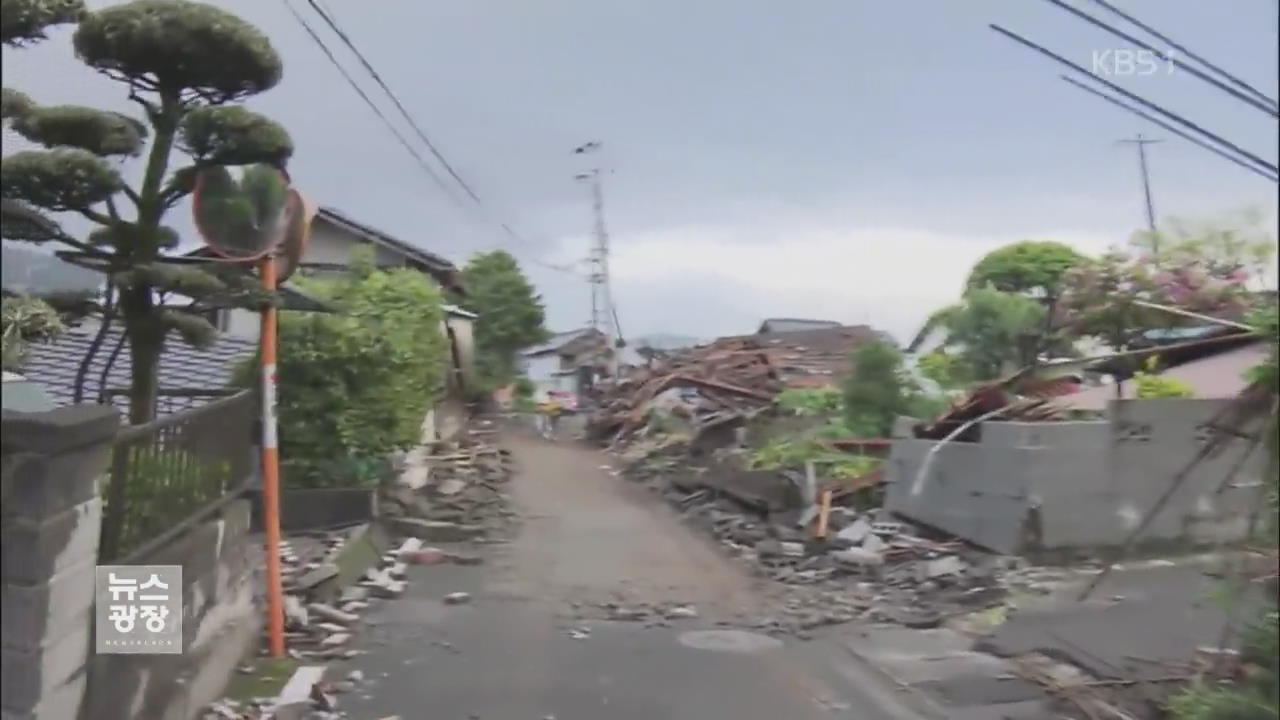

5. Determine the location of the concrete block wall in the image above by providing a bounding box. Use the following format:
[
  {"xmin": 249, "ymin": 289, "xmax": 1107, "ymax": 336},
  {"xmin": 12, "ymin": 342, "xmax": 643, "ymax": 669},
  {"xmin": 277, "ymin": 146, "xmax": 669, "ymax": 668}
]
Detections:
[
  {"xmin": 884, "ymin": 399, "xmax": 1266, "ymax": 557},
  {"xmin": 1, "ymin": 405, "xmax": 119, "ymax": 720},
  {"xmin": 1109, "ymin": 399, "xmax": 1262, "ymax": 546},
  {"xmin": 82, "ymin": 499, "xmax": 261, "ymax": 720}
]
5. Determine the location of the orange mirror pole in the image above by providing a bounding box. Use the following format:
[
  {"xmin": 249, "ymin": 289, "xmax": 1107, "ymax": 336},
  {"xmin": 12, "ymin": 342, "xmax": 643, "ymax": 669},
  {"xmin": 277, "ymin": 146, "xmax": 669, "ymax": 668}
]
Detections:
[{"xmin": 259, "ymin": 254, "xmax": 285, "ymax": 657}]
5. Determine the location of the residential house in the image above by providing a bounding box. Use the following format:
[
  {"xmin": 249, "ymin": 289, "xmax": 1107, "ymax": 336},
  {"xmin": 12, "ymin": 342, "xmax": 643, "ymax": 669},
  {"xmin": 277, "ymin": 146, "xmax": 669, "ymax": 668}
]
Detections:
[
  {"xmin": 756, "ymin": 317, "xmax": 843, "ymax": 334},
  {"xmin": 187, "ymin": 206, "xmax": 477, "ymax": 395},
  {"xmin": 518, "ymin": 327, "xmax": 610, "ymax": 399},
  {"xmin": 718, "ymin": 321, "xmax": 889, "ymax": 389},
  {"xmin": 7, "ymin": 207, "xmax": 476, "ymax": 425}
]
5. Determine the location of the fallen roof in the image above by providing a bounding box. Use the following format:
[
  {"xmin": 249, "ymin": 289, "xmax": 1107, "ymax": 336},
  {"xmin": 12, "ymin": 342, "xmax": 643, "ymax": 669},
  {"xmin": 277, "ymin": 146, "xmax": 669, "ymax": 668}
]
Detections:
[
  {"xmin": 18, "ymin": 323, "xmax": 256, "ymax": 415},
  {"xmin": 1056, "ymin": 341, "xmax": 1271, "ymax": 411}
]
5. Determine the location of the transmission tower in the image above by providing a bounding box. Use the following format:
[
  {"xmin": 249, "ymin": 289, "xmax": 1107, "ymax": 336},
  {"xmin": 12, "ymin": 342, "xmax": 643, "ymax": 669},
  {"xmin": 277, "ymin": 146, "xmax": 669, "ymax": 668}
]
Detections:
[{"xmin": 573, "ymin": 141, "xmax": 615, "ymax": 340}]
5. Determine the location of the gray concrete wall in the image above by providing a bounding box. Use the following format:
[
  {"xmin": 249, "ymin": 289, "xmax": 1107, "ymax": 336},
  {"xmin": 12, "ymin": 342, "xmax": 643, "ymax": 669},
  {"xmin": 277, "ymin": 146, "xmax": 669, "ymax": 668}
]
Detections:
[
  {"xmin": 2, "ymin": 405, "xmax": 119, "ymax": 720},
  {"xmin": 82, "ymin": 500, "xmax": 261, "ymax": 720},
  {"xmin": 884, "ymin": 399, "xmax": 1264, "ymax": 557}
]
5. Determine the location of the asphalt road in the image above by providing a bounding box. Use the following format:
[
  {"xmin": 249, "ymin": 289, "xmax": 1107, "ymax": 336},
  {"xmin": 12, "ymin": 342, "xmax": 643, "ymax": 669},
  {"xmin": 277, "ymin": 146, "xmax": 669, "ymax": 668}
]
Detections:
[{"xmin": 337, "ymin": 436, "xmax": 939, "ymax": 720}]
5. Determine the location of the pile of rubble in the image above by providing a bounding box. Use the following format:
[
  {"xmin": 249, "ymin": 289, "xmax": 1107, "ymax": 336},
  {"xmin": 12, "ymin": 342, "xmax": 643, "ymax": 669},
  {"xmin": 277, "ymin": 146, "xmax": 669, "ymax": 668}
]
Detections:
[
  {"xmin": 617, "ymin": 448, "xmax": 1048, "ymax": 637},
  {"xmin": 381, "ymin": 436, "xmax": 519, "ymax": 543},
  {"xmin": 588, "ymin": 327, "xmax": 877, "ymax": 445},
  {"xmin": 202, "ymin": 532, "xmax": 478, "ymax": 720}
]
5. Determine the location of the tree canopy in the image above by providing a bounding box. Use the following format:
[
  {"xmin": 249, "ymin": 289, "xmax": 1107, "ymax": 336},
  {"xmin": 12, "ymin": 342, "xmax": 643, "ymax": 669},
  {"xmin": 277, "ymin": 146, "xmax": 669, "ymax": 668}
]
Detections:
[
  {"xmin": 458, "ymin": 250, "xmax": 549, "ymax": 391},
  {"xmin": 921, "ymin": 288, "xmax": 1047, "ymax": 381},
  {"xmin": 1, "ymin": 0, "xmax": 291, "ymax": 423},
  {"xmin": 965, "ymin": 240, "xmax": 1085, "ymax": 297}
]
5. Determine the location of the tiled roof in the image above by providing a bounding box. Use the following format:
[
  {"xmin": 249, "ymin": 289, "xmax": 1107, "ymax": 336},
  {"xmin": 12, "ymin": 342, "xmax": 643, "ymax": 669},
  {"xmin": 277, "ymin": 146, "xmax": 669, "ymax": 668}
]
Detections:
[{"xmin": 18, "ymin": 322, "xmax": 256, "ymax": 416}]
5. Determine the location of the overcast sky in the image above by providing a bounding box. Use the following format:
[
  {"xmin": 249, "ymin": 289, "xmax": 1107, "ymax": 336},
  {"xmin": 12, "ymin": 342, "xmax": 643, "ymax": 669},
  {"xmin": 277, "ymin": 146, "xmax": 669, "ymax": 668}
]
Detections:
[{"xmin": 4, "ymin": 0, "xmax": 1278, "ymax": 343}]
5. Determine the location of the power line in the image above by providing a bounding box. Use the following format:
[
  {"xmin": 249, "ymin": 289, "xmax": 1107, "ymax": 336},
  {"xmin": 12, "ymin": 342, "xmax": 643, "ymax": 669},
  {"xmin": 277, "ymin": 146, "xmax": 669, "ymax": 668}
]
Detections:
[
  {"xmin": 283, "ymin": 0, "xmax": 572, "ymax": 276},
  {"xmin": 279, "ymin": 0, "xmax": 462, "ymax": 204},
  {"xmin": 302, "ymin": 0, "xmax": 483, "ymax": 204},
  {"xmin": 990, "ymin": 24, "xmax": 1279, "ymax": 176},
  {"xmin": 1061, "ymin": 75, "xmax": 1278, "ymax": 182},
  {"xmin": 1041, "ymin": 0, "xmax": 1279, "ymax": 118},
  {"xmin": 1083, "ymin": 0, "xmax": 1279, "ymax": 110}
]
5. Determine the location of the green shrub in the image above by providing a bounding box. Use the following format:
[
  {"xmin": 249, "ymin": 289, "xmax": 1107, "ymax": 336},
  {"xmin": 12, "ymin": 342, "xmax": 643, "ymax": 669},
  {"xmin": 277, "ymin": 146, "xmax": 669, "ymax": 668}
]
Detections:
[
  {"xmin": 776, "ymin": 387, "xmax": 843, "ymax": 416},
  {"xmin": 237, "ymin": 259, "xmax": 447, "ymax": 487},
  {"xmin": 1134, "ymin": 357, "xmax": 1194, "ymax": 399}
]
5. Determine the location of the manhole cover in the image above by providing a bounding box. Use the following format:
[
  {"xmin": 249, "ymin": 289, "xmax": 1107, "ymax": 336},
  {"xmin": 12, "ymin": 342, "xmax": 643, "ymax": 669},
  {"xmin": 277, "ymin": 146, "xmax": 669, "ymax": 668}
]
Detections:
[{"xmin": 677, "ymin": 630, "xmax": 783, "ymax": 653}]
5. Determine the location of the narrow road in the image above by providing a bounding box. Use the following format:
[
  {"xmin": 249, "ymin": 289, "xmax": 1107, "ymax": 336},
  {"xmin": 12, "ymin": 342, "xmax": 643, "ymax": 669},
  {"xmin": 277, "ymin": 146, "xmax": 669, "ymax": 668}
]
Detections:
[{"xmin": 340, "ymin": 436, "xmax": 936, "ymax": 720}]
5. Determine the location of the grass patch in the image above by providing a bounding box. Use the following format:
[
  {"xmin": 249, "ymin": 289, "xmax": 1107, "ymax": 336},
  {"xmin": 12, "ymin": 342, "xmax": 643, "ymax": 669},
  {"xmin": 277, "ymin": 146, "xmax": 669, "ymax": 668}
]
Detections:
[{"xmin": 223, "ymin": 657, "xmax": 300, "ymax": 703}]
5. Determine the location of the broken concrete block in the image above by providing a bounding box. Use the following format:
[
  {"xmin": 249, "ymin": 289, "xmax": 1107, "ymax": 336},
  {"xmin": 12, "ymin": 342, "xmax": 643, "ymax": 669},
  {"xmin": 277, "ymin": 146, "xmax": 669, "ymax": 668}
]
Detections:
[
  {"xmin": 295, "ymin": 563, "xmax": 339, "ymax": 591},
  {"xmin": 779, "ymin": 541, "xmax": 806, "ymax": 558},
  {"xmin": 836, "ymin": 518, "xmax": 872, "ymax": 544},
  {"xmin": 446, "ymin": 551, "xmax": 484, "ymax": 566},
  {"xmin": 368, "ymin": 580, "xmax": 405, "ymax": 599},
  {"xmin": 314, "ymin": 622, "xmax": 348, "ymax": 633},
  {"xmin": 870, "ymin": 521, "xmax": 903, "ymax": 537},
  {"xmin": 341, "ymin": 601, "xmax": 370, "ymax": 613},
  {"xmin": 436, "ymin": 477, "xmax": 467, "ymax": 495},
  {"xmin": 388, "ymin": 517, "xmax": 483, "ymax": 542},
  {"xmin": 320, "ymin": 633, "xmax": 351, "ymax": 647},
  {"xmin": 831, "ymin": 548, "xmax": 885, "ymax": 567},
  {"xmin": 283, "ymin": 595, "xmax": 309, "ymax": 630},
  {"xmin": 665, "ymin": 605, "xmax": 698, "ymax": 619},
  {"xmin": 444, "ymin": 591, "xmax": 471, "ymax": 605},
  {"xmin": 388, "ymin": 562, "xmax": 408, "ymax": 579},
  {"xmin": 921, "ymin": 556, "xmax": 966, "ymax": 579},
  {"xmin": 308, "ymin": 602, "xmax": 360, "ymax": 625},
  {"xmin": 397, "ymin": 537, "xmax": 424, "ymax": 555},
  {"xmin": 862, "ymin": 533, "xmax": 887, "ymax": 554},
  {"xmin": 338, "ymin": 586, "xmax": 369, "ymax": 603}
]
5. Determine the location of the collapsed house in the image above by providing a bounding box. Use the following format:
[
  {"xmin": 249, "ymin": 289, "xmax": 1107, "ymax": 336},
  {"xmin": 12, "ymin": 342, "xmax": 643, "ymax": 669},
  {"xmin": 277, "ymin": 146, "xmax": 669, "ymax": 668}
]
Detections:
[{"xmin": 587, "ymin": 322, "xmax": 885, "ymax": 443}]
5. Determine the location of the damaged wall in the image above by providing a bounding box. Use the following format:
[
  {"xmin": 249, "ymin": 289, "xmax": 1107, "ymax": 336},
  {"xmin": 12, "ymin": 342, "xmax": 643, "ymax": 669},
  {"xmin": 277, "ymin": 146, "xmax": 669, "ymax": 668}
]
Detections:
[
  {"xmin": 82, "ymin": 499, "xmax": 261, "ymax": 720},
  {"xmin": 884, "ymin": 399, "xmax": 1264, "ymax": 557}
]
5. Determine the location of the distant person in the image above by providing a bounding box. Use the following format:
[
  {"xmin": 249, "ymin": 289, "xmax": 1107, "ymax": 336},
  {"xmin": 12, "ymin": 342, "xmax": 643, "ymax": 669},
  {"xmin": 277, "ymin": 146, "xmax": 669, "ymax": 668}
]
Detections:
[{"xmin": 537, "ymin": 391, "xmax": 563, "ymax": 440}]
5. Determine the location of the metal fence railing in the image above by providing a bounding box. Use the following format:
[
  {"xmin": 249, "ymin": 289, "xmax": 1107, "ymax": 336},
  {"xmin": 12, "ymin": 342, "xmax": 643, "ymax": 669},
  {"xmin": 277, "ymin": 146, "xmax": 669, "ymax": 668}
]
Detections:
[{"xmin": 98, "ymin": 390, "xmax": 256, "ymax": 564}]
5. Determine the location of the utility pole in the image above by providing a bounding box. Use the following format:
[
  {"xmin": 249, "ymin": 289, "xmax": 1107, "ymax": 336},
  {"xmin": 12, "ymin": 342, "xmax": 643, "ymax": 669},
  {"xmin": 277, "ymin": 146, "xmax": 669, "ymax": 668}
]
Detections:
[
  {"xmin": 573, "ymin": 141, "xmax": 619, "ymax": 377},
  {"xmin": 1118, "ymin": 133, "xmax": 1162, "ymax": 250}
]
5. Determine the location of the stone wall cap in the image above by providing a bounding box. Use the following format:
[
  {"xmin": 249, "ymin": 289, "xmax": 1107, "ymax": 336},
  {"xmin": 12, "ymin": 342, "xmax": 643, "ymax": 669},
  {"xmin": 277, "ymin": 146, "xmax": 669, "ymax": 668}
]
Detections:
[{"xmin": 1, "ymin": 405, "xmax": 120, "ymax": 455}]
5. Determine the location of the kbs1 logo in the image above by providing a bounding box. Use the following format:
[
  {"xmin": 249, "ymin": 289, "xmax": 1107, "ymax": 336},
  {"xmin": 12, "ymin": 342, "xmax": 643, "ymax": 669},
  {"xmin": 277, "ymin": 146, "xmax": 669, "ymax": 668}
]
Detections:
[{"xmin": 1091, "ymin": 48, "xmax": 1176, "ymax": 77}]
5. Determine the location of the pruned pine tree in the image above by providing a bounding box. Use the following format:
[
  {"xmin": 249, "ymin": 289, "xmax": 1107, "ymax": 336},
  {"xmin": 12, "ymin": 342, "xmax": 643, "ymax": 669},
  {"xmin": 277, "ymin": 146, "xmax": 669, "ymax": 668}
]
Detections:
[{"xmin": 1, "ymin": 0, "xmax": 292, "ymax": 423}]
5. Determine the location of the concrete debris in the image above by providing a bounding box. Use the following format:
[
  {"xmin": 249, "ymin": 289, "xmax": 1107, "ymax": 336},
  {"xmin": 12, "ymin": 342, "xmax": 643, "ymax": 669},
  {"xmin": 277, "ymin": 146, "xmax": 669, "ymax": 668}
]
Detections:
[
  {"xmin": 380, "ymin": 436, "xmax": 518, "ymax": 543},
  {"xmin": 308, "ymin": 603, "xmax": 359, "ymax": 625},
  {"xmin": 836, "ymin": 518, "xmax": 871, "ymax": 544},
  {"xmin": 284, "ymin": 595, "xmax": 310, "ymax": 630},
  {"xmin": 320, "ymin": 633, "xmax": 351, "ymax": 647},
  {"xmin": 444, "ymin": 591, "xmax": 472, "ymax": 605},
  {"xmin": 665, "ymin": 604, "xmax": 699, "ymax": 619},
  {"xmin": 295, "ymin": 563, "xmax": 339, "ymax": 591},
  {"xmin": 616, "ymin": 442, "xmax": 1030, "ymax": 636}
]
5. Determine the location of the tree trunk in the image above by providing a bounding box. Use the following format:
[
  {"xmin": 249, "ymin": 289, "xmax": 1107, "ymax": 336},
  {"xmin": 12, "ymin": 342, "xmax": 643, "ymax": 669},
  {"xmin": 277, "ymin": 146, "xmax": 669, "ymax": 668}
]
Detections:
[{"xmin": 121, "ymin": 284, "xmax": 163, "ymax": 425}]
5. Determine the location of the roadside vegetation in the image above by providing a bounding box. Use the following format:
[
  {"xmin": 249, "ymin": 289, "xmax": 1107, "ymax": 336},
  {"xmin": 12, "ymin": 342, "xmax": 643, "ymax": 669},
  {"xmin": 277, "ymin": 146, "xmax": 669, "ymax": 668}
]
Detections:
[{"xmin": 235, "ymin": 249, "xmax": 448, "ymax": 487}]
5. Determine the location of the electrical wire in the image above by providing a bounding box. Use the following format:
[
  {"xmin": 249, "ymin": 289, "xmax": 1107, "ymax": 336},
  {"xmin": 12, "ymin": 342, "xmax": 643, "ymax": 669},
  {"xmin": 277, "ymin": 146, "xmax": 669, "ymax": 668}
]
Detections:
[
  {"xmin": 282, "ymin": 0, "xmax": 574, "ymax": 275},
  {"xmin": 280, "ymin": 0, "xmax": 462, "ymax": 205},
  {"xmin": 1084, "ymin": 0, "xmax": 1279, "ymax": 110},
  {"xmin": 302, "ymin": 0, "xmax": 483, "ymax": 204},
  {"xmin": 990, "ymin": 24, "xmax": 1279, "ymax": 176},
  {"xmin": 1061, "ymin": 75, "xmax": 1278, "ymax": 182},
  {"xmin": 1042, "ymin": 0, "xmax": 1278, "ymax": 118}
]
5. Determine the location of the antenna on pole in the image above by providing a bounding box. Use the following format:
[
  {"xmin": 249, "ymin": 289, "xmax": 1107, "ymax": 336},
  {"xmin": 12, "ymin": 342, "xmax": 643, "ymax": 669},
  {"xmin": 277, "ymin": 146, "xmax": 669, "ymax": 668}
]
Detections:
[
  {"xmin": 1117, "ymin": 133, "xmax": 1162, "ymax": 249},
  {"xmin": 573, "ymin": 140, "xmax": 620, "ymax": 377}
]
